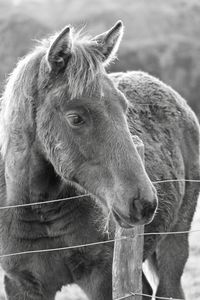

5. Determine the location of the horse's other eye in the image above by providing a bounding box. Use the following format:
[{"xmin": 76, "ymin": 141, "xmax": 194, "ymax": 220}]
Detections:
[{"xmin": 67, "ymin": 114, "xmax": 85, "ymax": 127}]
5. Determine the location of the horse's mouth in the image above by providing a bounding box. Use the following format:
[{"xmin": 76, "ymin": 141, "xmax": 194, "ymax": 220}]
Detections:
[
  {"xmin": 112, "ymin": 208, "xmax": 135, "ymax": 229},
  {"xmin": 112, "ymin": 205, "xmax": 155, "ymax": 228}
]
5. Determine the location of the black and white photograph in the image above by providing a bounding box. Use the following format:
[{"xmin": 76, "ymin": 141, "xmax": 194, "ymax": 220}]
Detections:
[{"xmin": 0, "ymin": 1, "xmax": 199, "ymax": 299}]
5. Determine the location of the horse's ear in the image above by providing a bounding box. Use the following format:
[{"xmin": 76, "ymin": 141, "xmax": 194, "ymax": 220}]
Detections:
[
  {"xmin": 93, "ymin": 21, "xmax": 124, "ymax": 66},
  {"xmin": 46, "ymin": 26, "xmax": 72, "ymax": 72}
]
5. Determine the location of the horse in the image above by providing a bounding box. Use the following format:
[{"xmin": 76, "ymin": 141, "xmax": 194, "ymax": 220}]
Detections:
[{"xmin": 0, "ymin": 21, "xmax": 199, "ymax": 300}]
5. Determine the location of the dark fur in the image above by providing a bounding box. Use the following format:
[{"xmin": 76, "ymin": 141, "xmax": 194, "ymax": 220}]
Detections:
[{"xmin": 0, "ymin": 23, "xmax": 199, "ymax": 300}]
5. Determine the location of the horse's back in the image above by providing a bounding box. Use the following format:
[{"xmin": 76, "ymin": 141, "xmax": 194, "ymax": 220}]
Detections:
[{"xmin": 110, "ymin": 71, "xmax": 200, "ymax": 184}]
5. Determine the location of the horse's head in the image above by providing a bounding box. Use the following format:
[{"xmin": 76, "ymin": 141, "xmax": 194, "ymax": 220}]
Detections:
[
  {"xmin": 1, "ymin": 21, "xmax": 157, "ymax": 228},
  {"xmin": 37, "ymin": 22, "xmax": 157, "ymax": 227}
]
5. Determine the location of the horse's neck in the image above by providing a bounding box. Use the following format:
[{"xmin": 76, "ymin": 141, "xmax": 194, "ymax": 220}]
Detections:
[
  {"xmin": 4, "ymin": 144, "xmax": 61, "ymax": 206},
  {"xmin": 27, "ymin": 152, "xmax": 110, "ymax": 240},
  {"xmin": 3, "ymin": 147, "xmax": 88, "ymax": 236},
  {"xmin": 2, "ymin": 147, "xmax": 113, "ymax": 241},
  {"xmin": 5, "ymin": 145, "xmax": 96, "ymax": 221},
  {"xmin": 29, "ymin": 149, "xmax": 62, "ymax": 204}
]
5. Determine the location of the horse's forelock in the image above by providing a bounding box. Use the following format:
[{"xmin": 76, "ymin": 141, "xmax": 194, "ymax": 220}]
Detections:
[
  {"xmin": 40, "ymin": 28, "xmax": 106, "ymax": 98},
  {"xmin": 65, "ymin": 30, "xmax": 106, "ymax": 98}
]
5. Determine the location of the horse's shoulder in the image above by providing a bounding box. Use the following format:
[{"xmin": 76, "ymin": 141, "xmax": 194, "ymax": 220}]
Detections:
[{"xmin": 110, "ymin": 70, "xmax": 182, "ymax": 106}]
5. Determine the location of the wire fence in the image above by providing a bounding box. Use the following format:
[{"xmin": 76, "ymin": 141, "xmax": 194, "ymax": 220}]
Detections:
[
  {"xmin": 0, "ymin": 193, "xmax": 92, "ymax": 210},
  {"xmin": 115, "ymin": 291, "xmax": 183, "ymax": 300},
  {"xmin": 0, "ymin": 226, "xmax": 200, "ymax": 259},
  {"xmin": 0, "ymin": 228, "xmax": 200, "ymax": 260},
  {"xmin": 0, "ymin": 179, "xmax": 199, "ymax": 211},
  {"xmin": 0, "ymin": 178, "xmax": 199, "ymax": 300}
]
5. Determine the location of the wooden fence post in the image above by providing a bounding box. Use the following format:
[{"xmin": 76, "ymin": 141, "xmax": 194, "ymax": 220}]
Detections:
[{"xmin": 112, "ymin": 136, "xmax": 145, "ymax": 300}]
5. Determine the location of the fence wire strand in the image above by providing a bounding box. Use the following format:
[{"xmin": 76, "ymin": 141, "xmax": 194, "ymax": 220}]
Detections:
[
  {"xmin": 130, "ymin": 291, "xmax": 183, "ymax": 300},
  {"xmin": 114, "ymin": 291, "xmax": 184, "ymax": 300},
  {"xmin": 0, "ymin": 179, "xmax": 199, "ymax": 211},
  {"xmin": 139, "ymin": 229, "xmax": 200, "ymax": 236},
  {"xmin": 0, "ymin": 237, "xmax": 129, "ymax": 259},
  {"xmin": 152, "ymin": 179, "xmax": 200, "ymax": 184},
  {"xmin": 0, "ymin": 228, "xmax": 200, "ymax": 259},
  {"xmin": 0, "ymin": 193, "xmax": 92, "ymax": 210}
]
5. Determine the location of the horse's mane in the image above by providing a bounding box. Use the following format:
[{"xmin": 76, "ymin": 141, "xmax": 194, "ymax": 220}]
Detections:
[
  {"xmin": 0, "ymin": 28, "xmax": 106, "ymax": 158},
  {"xmin": 59, "ymin": 29, "xmax": 105, "ymax": 98}
]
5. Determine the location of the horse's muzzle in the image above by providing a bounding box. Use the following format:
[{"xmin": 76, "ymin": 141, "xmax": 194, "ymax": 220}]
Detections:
[
  {"xmin": 112, "ymin": 208, "xmax": 136, "ymax": 228},
  {"xmin": 112, "ymin": 196, "xmax": 157, "ymax": 228}
]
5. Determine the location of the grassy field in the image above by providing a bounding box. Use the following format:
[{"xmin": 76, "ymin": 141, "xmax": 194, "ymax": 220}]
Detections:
[{"xmin": 0, "ymin": 198, "xmax": 199, "ymax": 299}]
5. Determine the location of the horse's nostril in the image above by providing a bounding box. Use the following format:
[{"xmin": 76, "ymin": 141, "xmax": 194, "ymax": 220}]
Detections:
[
  {"xmin": 130, "ymin": 198, "xmax": 143, "ymax": 221},
  {"xmin": 132, "ymin": 199, "xmax": 142, "ymax": 212},
  {"xmin": 130, "ymin": 197, "xmax": 157, "ymax": 223},
  {"xmin": 142, "ymin": 200, "xmax": 157, "ymax": 219}
]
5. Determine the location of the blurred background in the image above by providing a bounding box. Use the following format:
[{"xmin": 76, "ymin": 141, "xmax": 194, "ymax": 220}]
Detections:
[
  {"xmin": 0, "ymin": 0, "xmax": 199, "ymax": 299},
  {"xmin": 0, "ymin": 0, "xmax": 200, "ymax": 118}
]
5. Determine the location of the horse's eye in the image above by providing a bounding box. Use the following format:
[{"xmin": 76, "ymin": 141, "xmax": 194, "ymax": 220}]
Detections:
[{"xmin": 67, "ymin": 114, "xmax": 85, "ymax": 127}]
